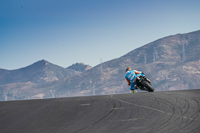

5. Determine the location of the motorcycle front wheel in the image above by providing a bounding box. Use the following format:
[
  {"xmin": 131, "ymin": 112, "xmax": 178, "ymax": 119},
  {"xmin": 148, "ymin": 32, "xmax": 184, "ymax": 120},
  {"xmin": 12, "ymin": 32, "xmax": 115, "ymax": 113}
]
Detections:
[{"xmin": 141, "ymin": 81, "xmax": 154, "ymax": 92}]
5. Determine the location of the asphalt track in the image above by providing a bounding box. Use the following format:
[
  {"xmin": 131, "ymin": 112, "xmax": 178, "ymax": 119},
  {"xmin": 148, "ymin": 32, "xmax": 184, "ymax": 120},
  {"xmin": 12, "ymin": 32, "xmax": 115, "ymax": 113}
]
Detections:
[{"xmin": 0, "ymin": 89, "xmax": 200, "ymax": 133}]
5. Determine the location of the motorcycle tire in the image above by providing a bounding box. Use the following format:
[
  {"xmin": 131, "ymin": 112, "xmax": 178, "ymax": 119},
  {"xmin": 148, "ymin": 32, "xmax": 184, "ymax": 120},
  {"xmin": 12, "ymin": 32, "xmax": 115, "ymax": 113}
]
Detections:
[{"xmin": 141, "ymin": 81, "xmax": 154, "ymax": 92}]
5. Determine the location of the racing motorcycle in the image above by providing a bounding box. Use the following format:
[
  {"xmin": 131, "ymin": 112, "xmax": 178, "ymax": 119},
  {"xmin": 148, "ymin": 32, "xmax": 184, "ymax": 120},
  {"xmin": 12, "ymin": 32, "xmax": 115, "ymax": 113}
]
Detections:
[{"xmin": 134, "ymin": 75, "xmax": 154, "ymax": 92}]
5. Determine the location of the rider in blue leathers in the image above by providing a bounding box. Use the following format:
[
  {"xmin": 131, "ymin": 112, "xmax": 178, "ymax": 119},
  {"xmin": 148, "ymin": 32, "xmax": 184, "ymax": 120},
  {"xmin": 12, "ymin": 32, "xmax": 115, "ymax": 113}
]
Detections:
[{"xmin": 125, "ymin": 67, "xmax": 144, "ymax": 93}]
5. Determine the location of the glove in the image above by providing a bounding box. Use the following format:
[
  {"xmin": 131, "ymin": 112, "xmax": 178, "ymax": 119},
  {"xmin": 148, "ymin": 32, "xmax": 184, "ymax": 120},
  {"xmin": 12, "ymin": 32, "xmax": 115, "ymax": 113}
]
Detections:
[
  {"xmin": 141, "ymin": 72, "xmax": 144, "ymax": 75},
  {"xmin": 141, "ymin": 72, "xmax": 145, "ymax": 76}
]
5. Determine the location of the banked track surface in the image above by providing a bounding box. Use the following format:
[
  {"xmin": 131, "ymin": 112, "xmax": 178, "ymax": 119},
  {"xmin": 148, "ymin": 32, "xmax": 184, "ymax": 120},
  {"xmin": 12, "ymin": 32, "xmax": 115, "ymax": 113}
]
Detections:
[{"xmin": 0, "ymin": 89, "xmax": 200, "ymax": 133}]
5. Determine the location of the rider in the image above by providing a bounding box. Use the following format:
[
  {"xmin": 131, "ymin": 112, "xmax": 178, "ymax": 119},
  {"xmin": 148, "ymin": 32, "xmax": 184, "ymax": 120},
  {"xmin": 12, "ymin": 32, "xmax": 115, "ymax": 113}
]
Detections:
[{"xmin": 125, "ymin": 67, "xmax": 144, "ymax": 93}]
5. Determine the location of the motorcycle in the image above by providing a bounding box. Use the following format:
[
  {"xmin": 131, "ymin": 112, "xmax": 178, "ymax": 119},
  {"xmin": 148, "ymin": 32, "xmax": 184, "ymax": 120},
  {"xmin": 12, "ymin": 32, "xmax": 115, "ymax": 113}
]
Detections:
[{"xmin": 134, "ymin": 75, "xmax": 154, "ymax": 92}]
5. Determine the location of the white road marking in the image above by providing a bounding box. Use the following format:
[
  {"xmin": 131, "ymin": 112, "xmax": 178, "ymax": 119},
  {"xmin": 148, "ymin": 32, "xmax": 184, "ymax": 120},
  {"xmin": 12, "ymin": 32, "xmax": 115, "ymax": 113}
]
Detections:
[
  {"xmin": 110, "ymin": 107, "xmax": 124, "ymax": 110},
  {"xmin": 80, "ymin": 104, "xmax": 91, "ymax": 106}
]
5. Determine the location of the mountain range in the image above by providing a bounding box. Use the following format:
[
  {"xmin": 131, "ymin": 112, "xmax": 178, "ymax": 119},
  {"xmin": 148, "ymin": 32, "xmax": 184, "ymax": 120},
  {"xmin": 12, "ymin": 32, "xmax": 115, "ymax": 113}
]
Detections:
[{"xmin": 1, "ymin": 30, "xmax": 200, "ymax": 101}]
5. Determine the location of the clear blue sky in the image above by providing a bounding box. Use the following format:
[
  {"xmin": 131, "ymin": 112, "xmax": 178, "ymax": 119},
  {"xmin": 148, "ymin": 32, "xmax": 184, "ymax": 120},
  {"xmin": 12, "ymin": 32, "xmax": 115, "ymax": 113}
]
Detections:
[{"xmin": 1, "ymin": 0, "xmax": 200, "ymax": 70}]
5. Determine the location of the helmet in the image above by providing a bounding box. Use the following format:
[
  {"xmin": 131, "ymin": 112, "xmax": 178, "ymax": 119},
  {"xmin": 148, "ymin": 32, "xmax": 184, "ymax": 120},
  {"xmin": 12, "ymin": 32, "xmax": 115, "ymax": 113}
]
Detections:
[{"xmin": 126, "ymin": 67, "xmax": 131, "ymax": 72}]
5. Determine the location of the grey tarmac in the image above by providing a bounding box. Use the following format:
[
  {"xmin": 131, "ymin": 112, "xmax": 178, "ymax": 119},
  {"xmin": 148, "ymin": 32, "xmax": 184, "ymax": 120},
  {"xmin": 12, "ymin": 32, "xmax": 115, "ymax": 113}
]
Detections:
[{"xmin": 0, "ymin": 89, "xmax": 200, "ymax": 133}]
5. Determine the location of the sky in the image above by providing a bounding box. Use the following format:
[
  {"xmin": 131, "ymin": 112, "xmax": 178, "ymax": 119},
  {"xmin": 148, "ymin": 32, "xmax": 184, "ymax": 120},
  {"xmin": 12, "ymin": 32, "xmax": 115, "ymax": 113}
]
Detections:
[{"xmin": 1, "ymin": 0, "xmax": 200, "ymax": 70}]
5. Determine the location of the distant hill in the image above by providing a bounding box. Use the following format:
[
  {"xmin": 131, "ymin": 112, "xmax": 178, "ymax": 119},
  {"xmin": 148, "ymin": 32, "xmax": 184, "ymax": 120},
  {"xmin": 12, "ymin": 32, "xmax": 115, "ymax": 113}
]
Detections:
[
  {"xmin": 52, "ymin": 30, "xmax": 200, "ymax": 97},
  {"xmin": 122, "ymin": 30, "xmax": 200, "ymax": 63},
  {"xmin": 0, "ymin": 30, "xmax": 200, "ymax": 101},
  {"xmin": 0, "ymin": 60, "xmax": 80, "ymax": 84},
  {"xmin": 0, "ymin": 60, "xmax": 81, "ymax": 100},
  {"xmin": 67, "ymin": 63, "xmax": 92, "ymax": 72}
]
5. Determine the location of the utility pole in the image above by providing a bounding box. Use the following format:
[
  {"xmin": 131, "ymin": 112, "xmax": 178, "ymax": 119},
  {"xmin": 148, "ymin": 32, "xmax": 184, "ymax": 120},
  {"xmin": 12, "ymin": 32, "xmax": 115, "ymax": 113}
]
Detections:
[
  {"xmin": 3, "ymin": 92, "xmax": 8, "ymax": 101},
  {"xmin": 182, "ymin": 43, "xmax": 186, "ymax": 62},
  {"xmin": 93, "ymin": 85, "xmax": 95, "ymax": 95},
  {"xmin": 144, "ymin": 53, "xmax": 147, "ymax": 64},
  {"xmin": 50, "ymin": 90, "xmax": 55, "ymax": 98},
  {"xmin": 90, "ymin": 81, "xmax": 95, "ymax": 95},
  {"xmin": 100, "ymin": 58, "xmax": 103, "ymax": 74}
]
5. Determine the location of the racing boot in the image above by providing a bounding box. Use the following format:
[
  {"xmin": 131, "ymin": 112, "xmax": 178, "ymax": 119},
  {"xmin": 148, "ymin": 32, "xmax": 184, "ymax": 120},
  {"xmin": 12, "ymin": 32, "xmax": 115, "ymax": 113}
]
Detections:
[{"xmin": 131, "ymin": 89, "xmax": 137, "ymax": 93}]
